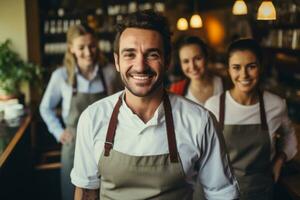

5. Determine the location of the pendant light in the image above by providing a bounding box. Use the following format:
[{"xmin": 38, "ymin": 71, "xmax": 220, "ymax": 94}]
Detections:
[
  {"xmin": 257, "ymin": 0, "xmax": 276, "ymax": 20},
  {"xmin": 177, "ymin": 18, "xmax": 188, "ymax": 31},
  {"xmin": 190, "ymin": 0, "xmax": 203, "ymax": 28},
  {"xmin": 190, "ymin": 14, "xmax": 203, "ymax": 28},
  {"xmin": 232, "ymin": 0, "xmax": 248, "ymax": 15}
]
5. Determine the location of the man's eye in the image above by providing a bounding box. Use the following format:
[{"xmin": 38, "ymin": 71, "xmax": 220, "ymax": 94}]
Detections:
[
  {"xmin": 123, "ymin": 53, "xmax": 135, "ymax": 58},
  {"xmin": 147, "ymin": 53, "xmax": 159, "ymax": 60}
]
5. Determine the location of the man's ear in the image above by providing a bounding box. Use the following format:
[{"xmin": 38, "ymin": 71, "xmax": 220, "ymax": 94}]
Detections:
[{"xmin": 114, "ymin": 53, "xmax": 120, "ymax": 72}]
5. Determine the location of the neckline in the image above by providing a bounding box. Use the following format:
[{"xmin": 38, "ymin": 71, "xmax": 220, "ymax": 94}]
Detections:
[{"xmin": 227, "ymin": 91, "xmax": 259, "ymax": 108}]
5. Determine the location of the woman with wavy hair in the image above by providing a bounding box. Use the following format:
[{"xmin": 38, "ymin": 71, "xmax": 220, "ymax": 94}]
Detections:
[{"xmin": 40, "ymin": 24, "xmax": 118, "ymax": 200}]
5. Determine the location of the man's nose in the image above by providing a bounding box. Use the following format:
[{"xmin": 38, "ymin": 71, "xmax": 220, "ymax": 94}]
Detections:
[{"xmin": 134, "ymin": 55, "xmax": 147, "ymax": 71}]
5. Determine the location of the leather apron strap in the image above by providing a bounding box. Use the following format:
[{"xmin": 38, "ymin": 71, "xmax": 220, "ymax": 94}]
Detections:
[
  {"xmin": 103, "ymin": 92, "xmax": 179, "ymax": 163},
  {"xmin": 219, "ymin": 91, "xmax": 268, "ymax": 131}
]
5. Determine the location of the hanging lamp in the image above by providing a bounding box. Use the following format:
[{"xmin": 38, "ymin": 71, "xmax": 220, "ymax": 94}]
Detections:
[
  {"xmin": 257, "ymin": 0, "xmax": 276, "ymax": 20},
  {"xmin": 190, "ymin": 0, "xmax": 203, "ymax": 28},
  {"xmin": 177, "ymin": 18, "xmax": 188, "ymax": 31},
  {"xmin": 232, "ymin": 0, "xmax": 248, "ymax": 15},
  {"xmin": 190, "ymin": 14, "xmax": 203, "ymax": 28}
]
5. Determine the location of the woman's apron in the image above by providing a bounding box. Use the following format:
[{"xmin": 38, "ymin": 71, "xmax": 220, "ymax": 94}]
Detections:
[
  {"xmin": 61, "ymin": 69, "xmax": 107, "ymax": 200},
  {"xmin": 219, "ymin": 91, "xmax": 273, "ymax": 200},
  {"xmin": 98, "ymin": 93, "xmax": 193, "ymax": 200}
]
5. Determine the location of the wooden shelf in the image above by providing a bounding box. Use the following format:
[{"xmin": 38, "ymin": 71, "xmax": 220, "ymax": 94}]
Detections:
[{"xmin": 263, "ymin": 47, "xmax": 300, "ymax": 57}]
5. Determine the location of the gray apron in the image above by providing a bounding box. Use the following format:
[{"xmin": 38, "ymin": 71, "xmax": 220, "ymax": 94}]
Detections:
[
  {"xmin": 61, "ymin": 69, "xmax": 107, "ymax": 200},
  {"xmin": 219, "ymin": 91, "xmax": 273, "ymax": 200},
  {"xmin": 98, "ymin": 93, "xmax": 193, "ymax": 200}
]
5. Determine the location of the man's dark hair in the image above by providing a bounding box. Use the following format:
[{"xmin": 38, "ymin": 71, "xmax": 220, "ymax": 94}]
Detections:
[
  {"xmin": 113, "ymin": 10, "xmax": 172, "ymax": 62},
  {"xmin": 227, "ymin": 38, "xmax": 263, "ymax": 66}
]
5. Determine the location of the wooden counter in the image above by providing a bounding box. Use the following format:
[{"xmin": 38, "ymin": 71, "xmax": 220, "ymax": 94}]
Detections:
[
  {"xmin": 0, "ymin": 114, "xmax": 33, "ymax": 199},
  {"xmin": 0, "ymin": 114, "xmax": 32, "ymax": 167}
]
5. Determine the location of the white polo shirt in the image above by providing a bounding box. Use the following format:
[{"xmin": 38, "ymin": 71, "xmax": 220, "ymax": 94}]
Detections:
[{"xmin": 71, "ymin": 91, "xmax": 239, "ymax": 200}]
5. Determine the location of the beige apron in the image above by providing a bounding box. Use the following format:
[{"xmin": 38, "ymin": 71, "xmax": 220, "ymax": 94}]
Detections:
[
  {"xmin": 219, "ymin": 91, "xmax": 273, "ymax": 200},
  {"xmin": 61, "ymin": 68, "xmax": 107, "ymax": 200},
  {"xmin": 98, "ymin": 93, "xmax": 193, "ymax": 200}
]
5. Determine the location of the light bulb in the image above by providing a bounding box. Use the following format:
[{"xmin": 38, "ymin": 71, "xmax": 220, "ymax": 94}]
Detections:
[
  {"xmin": 190, "ymin": 14, "xmax": 203, "ymax": 28},
  {"xmin": 232, "ymin": 0, "xmax": 248, "ymax": 15},
  {"xmin": 177, "ymin": 18, "xmax": 188, "ymax": 30},
  {"xmin": 257, "ymin": 1, "xmax": 276, "ymax": 20}
]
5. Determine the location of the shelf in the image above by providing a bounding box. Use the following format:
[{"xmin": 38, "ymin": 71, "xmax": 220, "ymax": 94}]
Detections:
[
  {"xmin": 43, "ymin": 33, "xmax": 66, "ymax": 42},
  {"xmin": 263, "ymin": 47, "xmax": 300, "ymax": 57},
  {"xmin": 42, "ymin": 31, "xmax": 115, "ymax": 41},
  {"xmin": 257, "ymin": 23, "xmax": 300, "ymax": 30}
]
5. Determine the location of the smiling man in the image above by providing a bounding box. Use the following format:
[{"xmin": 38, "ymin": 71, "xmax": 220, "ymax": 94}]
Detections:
[{"xmin": 71, "ymin": 10, "xmax": 239, "ymax": 200}]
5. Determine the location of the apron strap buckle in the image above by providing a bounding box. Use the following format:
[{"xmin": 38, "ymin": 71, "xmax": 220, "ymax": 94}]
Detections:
[{"xmin": 104, "ymin": 141, "xmax": 113, "ymax": 156}]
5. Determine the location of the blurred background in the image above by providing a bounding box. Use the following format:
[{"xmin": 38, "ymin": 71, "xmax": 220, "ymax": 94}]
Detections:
[{"xmin": 0, "ymin": 0, "xmax": 299, "ymax": 199}]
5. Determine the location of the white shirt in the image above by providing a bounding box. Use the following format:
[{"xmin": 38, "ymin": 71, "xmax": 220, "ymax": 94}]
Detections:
[
  {"xmin": 39, "ymin": 64, "xmax": 117, "ymax": 141},
  {"xmin": 185, "ymin": 76, "xmax": 223, "ymax": 105},
  {"xmin": 71, "ymin": 91, "xmax": 239, "ymax": 200},
  {"xmin": 205, "ymin": 91, "xmax": 298, "ymax": 161}
]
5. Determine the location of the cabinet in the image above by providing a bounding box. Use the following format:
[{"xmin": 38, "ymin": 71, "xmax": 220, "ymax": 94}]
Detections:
[
  {"xmin": 253, "ymin": 13, "xmax": 300, "ymax": 122},
  {"xmin": 38, "ymin": 0, "xmax": 166, "ymax": 82}
]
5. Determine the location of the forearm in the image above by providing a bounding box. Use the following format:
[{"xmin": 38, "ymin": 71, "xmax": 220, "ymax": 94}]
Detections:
[
  {"xmin": 272, "ymin": 151, "xmax": 287, "ymax": 182},
  {"xmin": 74, "ymin": 187, "xmax": 99, "ymax": 200},
  {"xmin": 40, "ymin": 105, "xmax": 65, "ymax": 141},
  {"xmin": 274, "ymin": 151, "xmax": 287, "ymax": 163}
]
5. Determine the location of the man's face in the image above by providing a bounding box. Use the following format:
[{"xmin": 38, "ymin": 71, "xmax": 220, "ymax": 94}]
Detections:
[{"xmin": 114, "ymin": 28, "xmax": 167, "ymax": 97}]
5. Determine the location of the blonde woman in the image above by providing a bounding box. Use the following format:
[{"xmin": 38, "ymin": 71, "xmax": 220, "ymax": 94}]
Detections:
[{"xmin": 40, "ymin": 24, "xmax": 118, "ymax": 200}]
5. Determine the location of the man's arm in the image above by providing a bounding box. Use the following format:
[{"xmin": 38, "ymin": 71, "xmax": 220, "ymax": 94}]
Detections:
[
  {"xmin": 197, "ymin": 111, "xmax": 240, "ymax": 199},
  {"xmin": 74, "ymin": 187, "xmax": 99, "ymax": 200}
]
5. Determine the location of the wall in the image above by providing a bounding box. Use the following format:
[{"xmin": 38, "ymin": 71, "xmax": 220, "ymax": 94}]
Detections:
[
  {"xmin": 0, "ymin": 0, "xmax": 30, "ymax": 103},
  {"xmin": 0, "ymin": 0, "xmax": 28, "ymax": 61}
]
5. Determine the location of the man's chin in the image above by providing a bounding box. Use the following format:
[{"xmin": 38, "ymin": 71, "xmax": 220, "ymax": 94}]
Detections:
[{"xmin": 126, "ymin": 85, "xmax": 162, "ymax": 98}]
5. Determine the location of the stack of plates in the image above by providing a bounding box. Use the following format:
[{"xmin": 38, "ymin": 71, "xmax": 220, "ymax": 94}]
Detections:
[{"xmin": 0, "ymin": 99, "xmax": 24, "ymax": 127}]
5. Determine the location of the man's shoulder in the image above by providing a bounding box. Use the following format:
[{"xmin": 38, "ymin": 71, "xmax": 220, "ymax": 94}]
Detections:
[
  {"xmin": 169, "ymin": 92, "xmax": 209, "ymax": 117},
  {"xmin": 86, "ymin": 91, "xmax": 123, "ymax": 116}
]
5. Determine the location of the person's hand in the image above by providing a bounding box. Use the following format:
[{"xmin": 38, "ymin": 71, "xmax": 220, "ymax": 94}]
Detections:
[
  {"xmin": 272, "ymin": 152, "xmax": 286, "ymax": 182},
  {"xmin": 59, "ymin": 129, "xmax": 74, "ymax": 144}
]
